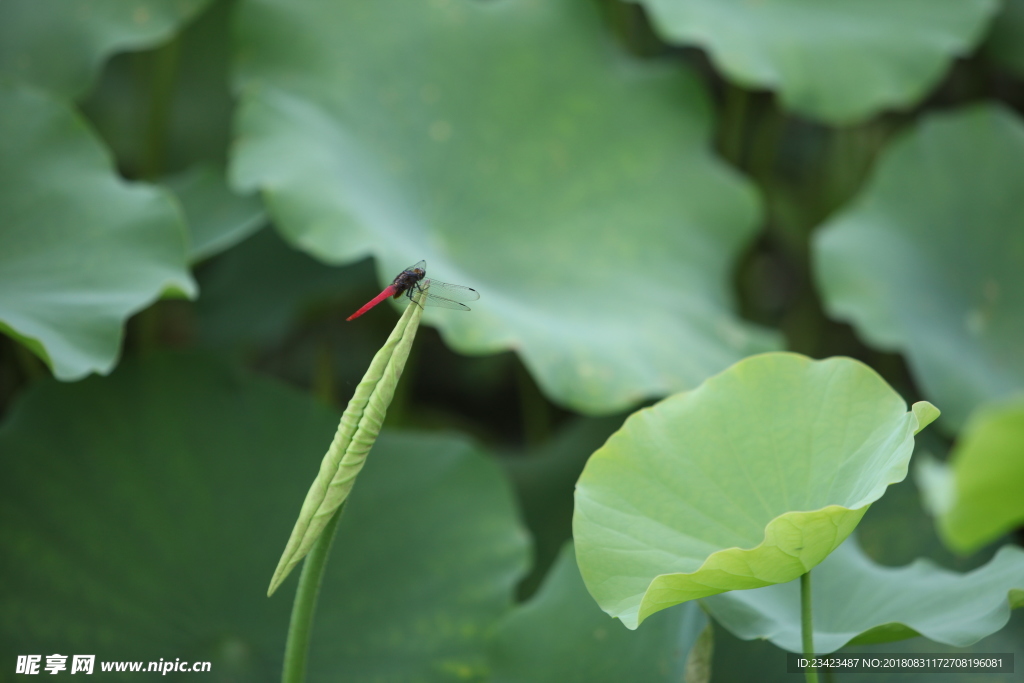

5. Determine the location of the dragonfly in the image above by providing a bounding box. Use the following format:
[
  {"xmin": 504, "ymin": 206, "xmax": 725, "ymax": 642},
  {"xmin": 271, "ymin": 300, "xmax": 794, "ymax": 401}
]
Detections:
[{"xmin": 346, "ymin": 260, "xmax": 480, "ymax": 321}]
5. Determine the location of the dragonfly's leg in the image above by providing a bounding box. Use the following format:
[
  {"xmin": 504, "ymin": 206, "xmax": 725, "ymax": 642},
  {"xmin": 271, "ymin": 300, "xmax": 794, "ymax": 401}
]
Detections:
[{"xmin": 407, "ymin": 284, "xmax": 426, "ymax": 310}]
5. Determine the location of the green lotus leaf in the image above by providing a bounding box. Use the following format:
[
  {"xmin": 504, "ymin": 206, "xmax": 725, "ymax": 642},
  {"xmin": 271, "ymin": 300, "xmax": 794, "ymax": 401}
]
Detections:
[
  {"xmin": 231, "ymin": 0, "xmax": 778, "ymax": 415},
  {"xmin": 709, "ymin": 490, "xmax": 1024, "ymax": 681},
  {"xmin": 0, "ymin": 353, "xmax": 529, "ymax": 680},
  {"xmin": 702, "ymin": 537, "xmax": 1024, "ymax": 653},
  {"xmin": 488, "ymin": 542, "xmax": 706, "ymax": 683},
  {"xmin": 815, "ymin": 104, "xmax": 1024, "ymax": 430},
  {"xmin": 164, "ymin": 164, "xmax": 265, "ymax": 263},
  {"xmin": 502, "ymin": 416, "xmax": 625, "ymax": 597},
  {"xmin": 573, "ymin": 352, "xmax": 938, "ymax": 629},
  {"xmin": 0, "ymin": 84, "xmax": 196, "ymax": 381},
  {"xmin": 857, "ymin": 463, "xmax": 984, "ymax": 572},
  {"xmin": 195, "ymin": 227, "xmax": 374, "ymax": 349},
  {"xmin": 0, "ymin": 0, "xmax": 209, "ymax": 98},
  {"xmin": 917, "ymin": 399, "xmax": 1024, "ymax": 554},
  {"xmin": 82, "ymin": 0, "xmax": 235, "ymax": 177},
  {"xmin": 633, "ymin": 0, "xmax": 998, "ymax": 124}
]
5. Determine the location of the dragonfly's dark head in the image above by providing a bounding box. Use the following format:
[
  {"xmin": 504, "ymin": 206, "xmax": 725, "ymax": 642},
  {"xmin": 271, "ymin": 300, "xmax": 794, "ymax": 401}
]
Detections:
[{"xmin": 410, "ymin": 267, "xmax": 426, "ymax": 281}]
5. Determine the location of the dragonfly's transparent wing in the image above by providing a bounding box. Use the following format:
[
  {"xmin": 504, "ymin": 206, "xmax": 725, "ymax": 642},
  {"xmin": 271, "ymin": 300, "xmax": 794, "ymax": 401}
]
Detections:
[
  {"xmin": 421, "ymin": 294, "xmax": 472, "ymax": 311},
  {"xmin": 404, "ymin": 260, "xmax": 427, "ymax": 272},
  {"xmin": 423, "ymin": 278, "xmax": 480, "ymax": 303}
]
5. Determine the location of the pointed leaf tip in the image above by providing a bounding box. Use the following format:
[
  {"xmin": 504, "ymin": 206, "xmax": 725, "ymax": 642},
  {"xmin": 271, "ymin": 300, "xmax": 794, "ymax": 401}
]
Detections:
[{"xmin": 912, "ymin": 401, "xmax": 940, "ymax": 433}]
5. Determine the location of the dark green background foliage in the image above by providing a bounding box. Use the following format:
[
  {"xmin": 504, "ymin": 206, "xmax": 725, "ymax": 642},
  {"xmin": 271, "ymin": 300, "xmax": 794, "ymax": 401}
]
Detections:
[{"xmin": 1, "ymin": 0, "xmax": 1023, "ymax": 680}]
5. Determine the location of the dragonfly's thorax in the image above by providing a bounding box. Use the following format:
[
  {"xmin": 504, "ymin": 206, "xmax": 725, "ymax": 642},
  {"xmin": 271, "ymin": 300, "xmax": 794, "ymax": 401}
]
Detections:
[{"xmin": 391, "ymin": 268, "xmax": 427, "ymax": 298}]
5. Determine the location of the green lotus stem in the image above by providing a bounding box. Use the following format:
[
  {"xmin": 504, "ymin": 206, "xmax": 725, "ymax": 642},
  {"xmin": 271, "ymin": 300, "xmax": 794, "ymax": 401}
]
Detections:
[
  {"xmin": 801, "ymin": 570, "xmax": 818, "ymax": 683},
  {"xmin": 515, "ymin": 362, "xmax": 550, "ymax": 447},
  {"xmin": 720, "ymin": 83, "xmax": 750, "ymax": 165},
  {"xmin": 281, "ymin": 504, "xmax": 344, "ymax": 683},
  {"xmin": 142, "ymin": 35, "xmax": 180, "ymax": 180}
]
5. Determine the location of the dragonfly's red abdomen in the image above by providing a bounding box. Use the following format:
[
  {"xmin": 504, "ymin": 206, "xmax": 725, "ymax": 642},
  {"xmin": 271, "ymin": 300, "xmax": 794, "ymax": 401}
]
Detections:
[{"xmin": 346, "ymin": 261, "xmax": 476, "ymax": 321}]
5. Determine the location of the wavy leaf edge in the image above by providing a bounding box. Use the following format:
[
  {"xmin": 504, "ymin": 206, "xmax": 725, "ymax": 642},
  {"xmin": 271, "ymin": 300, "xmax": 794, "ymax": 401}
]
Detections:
[
  {"xmin": 579, "ymin": 353, "xmax": 939, "ymax": 629},
  {"xmin": 704, "ymin": 541, "xmax": 1024, "ymax": 653}
]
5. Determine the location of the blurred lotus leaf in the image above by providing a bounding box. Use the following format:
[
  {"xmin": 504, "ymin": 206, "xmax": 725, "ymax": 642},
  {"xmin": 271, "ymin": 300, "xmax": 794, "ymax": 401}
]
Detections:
[
  {"xmin": 0, "ymin": 0, "xmax": 209, "ymax": 97},
  {"xmin": 232, "ymin": 0, "xmax": 778, "ymax": 416},
  {"xmin": 0, "ymin": 353, "xmax": 530, "ymax": 681},
  {"xmin": 165, "ymin": 163, "xmax": 265, "ymax": 263},
  {"xmin": 0, "ymin": 85, "xmax": 195, "ymax": 380},
  {"xmin": 985, "ymin": 0, "xmax": 1024, "ymax": 77},
  {"xmin": 816, "ymin": 104, "xmax": 1024, "ymax": 430},
  {"xmin": 703, "ymin": 536, "xmax": 1024, "ymax": 653},
  {"xmin": 488, "ymin": 543, "xmax": 707, "ymax": 683},
  {"xmin": 633, "ymin": 0, "xmax": 998, "ymax": 124},
  {"xmin": 918, "ymin": 398, "xmax": 1024, "ymax": 554}
]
